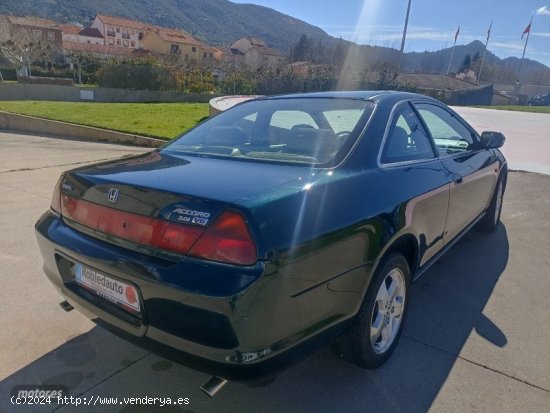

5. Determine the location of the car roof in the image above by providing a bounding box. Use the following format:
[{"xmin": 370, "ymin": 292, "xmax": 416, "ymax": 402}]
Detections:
[{"xmin": 257, "ymin": 90, "xmax": 434, "ymax": 103}]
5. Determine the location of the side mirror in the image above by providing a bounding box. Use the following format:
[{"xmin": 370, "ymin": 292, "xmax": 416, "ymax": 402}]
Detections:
[{"xmin": 480, "ymin": 131, "xmax": 505, "ymax": 149}]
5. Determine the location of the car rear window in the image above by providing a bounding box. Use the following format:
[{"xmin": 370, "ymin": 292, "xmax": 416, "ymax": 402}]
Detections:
[{"xmin": 163, "ymin": 98, "xmax": 375, "ymax": 166}]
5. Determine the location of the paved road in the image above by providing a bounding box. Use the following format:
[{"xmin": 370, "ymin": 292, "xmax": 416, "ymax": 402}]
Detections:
[
  {"xmin": 453, "ymin": 107, "xmax": 550, "ymax": 176},
  {"xmin": 0, "ymin": 126, "xmax": 549, "ymax": 413}
]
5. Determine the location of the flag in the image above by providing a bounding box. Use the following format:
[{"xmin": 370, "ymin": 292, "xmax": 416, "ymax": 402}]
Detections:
[
  {"xmin": 486, "ymin": 22, "xmax": 492, "ymax": 44},
  {"xmin": 454, "ymin": 25, "xmax": 460, "ymax": 43},
  {"xmin": 522, "ymin": 22, "xmax": 531, "ymax": 39}
]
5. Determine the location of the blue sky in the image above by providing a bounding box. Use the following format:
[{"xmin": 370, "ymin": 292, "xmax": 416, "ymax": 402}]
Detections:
[{"xmin": 232, "ymin": 0, "xmax": 550, "ymax": 67}]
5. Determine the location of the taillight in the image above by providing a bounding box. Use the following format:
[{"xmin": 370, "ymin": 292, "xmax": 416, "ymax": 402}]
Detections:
[
  {"xmin": 50, "ymin": 175, "xmax": 63, "ymax": 214},
  {"xmin": 59, "ymin": 193, "xmax": 257, "ymax": 265},
  {"xmin": 189, "ymin": 211, "xmax": 257, "ymax": 266},
  {"xmin": 60, "ymin": 195, "xmax": 204, "ymax": 254}
]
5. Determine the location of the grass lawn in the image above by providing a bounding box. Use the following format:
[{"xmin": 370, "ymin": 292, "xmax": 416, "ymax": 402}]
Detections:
[
  {"xmin": 0, "ymin": 101, "xmax": 209, "ymax": 139},
  {"xmin": 474, "ymin": 105, "xmax": 550, "ymax": 114}
]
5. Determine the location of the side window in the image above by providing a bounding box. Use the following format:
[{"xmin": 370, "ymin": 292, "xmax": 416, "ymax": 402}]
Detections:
[
  {"xmin": 415, "ymin": 104, "xmax": 475, "ymax": 156},
  {"xmin": 381, "ymin": 103, "xmax": 435, "ymax": 164}
]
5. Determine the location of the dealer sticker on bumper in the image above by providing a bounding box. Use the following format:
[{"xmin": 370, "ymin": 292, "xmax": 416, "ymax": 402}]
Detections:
[{"xmin": 75, "ymin": 263, "xmax": 140, "ymax": 313}]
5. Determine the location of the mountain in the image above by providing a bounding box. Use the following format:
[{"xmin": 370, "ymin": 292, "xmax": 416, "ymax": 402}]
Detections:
[
  {"xmin": 1, "ymin": 1, "xmax": 549, "ymax": 84},
  {"xmin": 0, "ymin": 0, "xmax": 331, "ymax": 51}
]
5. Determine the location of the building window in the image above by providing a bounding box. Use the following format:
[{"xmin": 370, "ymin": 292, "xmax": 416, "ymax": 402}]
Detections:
[
  {"xmin": 116, "ymin": 27, "xmax": 120, "ymax": 33},
  {"xmin": 123, "ymin": 39, "xmax": 129, "ymax": 47},
  {"xmin": 122, "ymin": 28, "xmax": 130, "ymax": 39},
  {"xmin": 108, "ymin": 38, "xmax": 114, "ymax": 45},
  {"xmin": 131, "ymin": 40, "xmax": 135, "ymax": 47},
  {"xmin": 47, "ymin": 31, "xmax": 55, "ymax": 41},
  {"xmin": 203, "ymin": 52, "xmax": 207, "ymax": 58},
  {"xmin": 117, "ymin": 39, "xmax": 121, "ymax": 46},
  {"xmin": 170, "ymin": 44, "xmax": 180, "ymax": 54},
  {"xmin": 184, "ymin": 54, "xmax": 189, "ymax": 62},
  {"xmin": 107, "ymin": 26, "xmax": 115, "ymax": 37},
  {"xmin": 191, "ymin": 47, "xmax": 196, "ymax": 53},
  {"xmin": 32, "ymin": 30, "xmax": 41, "ymax": 40}
]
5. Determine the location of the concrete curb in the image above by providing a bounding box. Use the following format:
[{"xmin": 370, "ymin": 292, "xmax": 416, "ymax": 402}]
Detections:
[{"xmin": 0, "ymin": 111, "xmax": 165, "ymax": 148}]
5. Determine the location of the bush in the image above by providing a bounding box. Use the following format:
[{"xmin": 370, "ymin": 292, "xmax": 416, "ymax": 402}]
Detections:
[
  {"xmin": 96, "ymin": 60, "xmax": 177, "ymax": 91},
  {"xmin": 0, "ymin": 67, "xmax": 17, "ymax": 81}
]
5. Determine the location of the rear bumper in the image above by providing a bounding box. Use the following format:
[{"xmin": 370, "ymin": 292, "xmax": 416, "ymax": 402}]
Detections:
[{"xmin": 35, "ymin": 211, "xmax": 351, "ymax": 382}]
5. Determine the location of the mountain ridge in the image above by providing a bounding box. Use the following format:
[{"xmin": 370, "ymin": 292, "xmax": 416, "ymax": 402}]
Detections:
[{"xmin": 1, "ymin": 0, "xmax": 548, "ymax": 83}]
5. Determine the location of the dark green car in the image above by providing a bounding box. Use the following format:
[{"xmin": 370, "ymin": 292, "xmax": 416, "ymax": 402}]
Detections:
[{"xmin": 35, "ymin": 91, "xmax": 507, "ymax": 395}]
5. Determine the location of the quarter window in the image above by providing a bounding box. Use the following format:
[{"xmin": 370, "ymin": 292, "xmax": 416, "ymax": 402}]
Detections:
[
  {"xmin": 381, "ymin": 103, "xmax": 435, "ymax": 164},
  {"xmin": 415, "ymin": 104, "xmax": 475, "ymax": 155}
]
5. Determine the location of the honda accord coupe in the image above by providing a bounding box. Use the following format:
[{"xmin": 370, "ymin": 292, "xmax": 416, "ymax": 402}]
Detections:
[{"xmin": 35, "ymin": 91, "xmax": 506, "ymax": 394}]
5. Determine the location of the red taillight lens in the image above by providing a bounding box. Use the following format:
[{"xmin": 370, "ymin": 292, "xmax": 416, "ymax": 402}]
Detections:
[
  {"xmin": 50, "ymin": 175, "xmax": 63, "ymax": 214},
  {"xmin": 60, "ymin": 195, "xmax": 204, "ymax": 254},
  {"xmin": 189, "ymin": 211, "xmax": 257, "ymax": 266}
]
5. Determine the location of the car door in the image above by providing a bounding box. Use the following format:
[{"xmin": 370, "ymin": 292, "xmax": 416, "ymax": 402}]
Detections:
[
  {"xmin": 414, "ymin": 103, "xmax": 499, "ymax": 243},
  {"xmin": 378, "ymin": 101, "xmax": 450, "ymax": 266}
]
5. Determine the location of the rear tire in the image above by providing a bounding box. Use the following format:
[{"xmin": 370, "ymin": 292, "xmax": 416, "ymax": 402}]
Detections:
[
  {"xmin": 479, "ymin": 176, "xmax": 505, "ymax": 232},
  {"xmin": 348, "ymin": 253, "xmax": 410, "ymax": 369}
]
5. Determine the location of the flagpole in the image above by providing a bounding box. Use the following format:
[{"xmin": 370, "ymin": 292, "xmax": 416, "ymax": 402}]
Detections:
[
  {"xmin": 517, "ymin": 15, "xmax": 533, "ymax": 84},
  {"xmin": 477, "ymin": 21, "xmax": 491, "ymax": 84},
  {"xmin": 400, "ymin": 0, "xmax": 412, "ymax": 53},
  {"xmin": 446, "ymin": 28, "xmax": 458, "ymax": 76}
]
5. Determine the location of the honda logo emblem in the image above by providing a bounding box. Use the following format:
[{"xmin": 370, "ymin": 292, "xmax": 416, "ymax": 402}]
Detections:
[{"xmin": 107, "ymin": 188, "xmax": 120, "ymax": 203}]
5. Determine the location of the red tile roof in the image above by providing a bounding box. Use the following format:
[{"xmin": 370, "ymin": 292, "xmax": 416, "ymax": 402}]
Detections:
[
  {"xmin": 154, "ymin": 28, "xmax": 203, "ymax": 46},
  {"xmin": 96, "ymin": 14, "xmax": 151, "ymax": 31},
  {"xmin": 6, "ymin": 15, "xmax": 61, "ymax": 30},
  {"xmin": 58, "ymin": 24, "xmax": 82, "ymax": 36},
  {"xmin": 63, "ymin": 41, "xmax": 134, "ymax": 56}
]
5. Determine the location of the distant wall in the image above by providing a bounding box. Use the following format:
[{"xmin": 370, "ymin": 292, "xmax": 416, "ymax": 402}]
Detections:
[
  {"xmin": 0, "ymin": 82, "xmax": 219, "ymax": 103},
  {"xmin": 419, "ymin": 84, "xmax": 494, "ymax": 106},
  {"xmin": 494, "ymin": 84, "xmax": 550, "ymax": 100}
]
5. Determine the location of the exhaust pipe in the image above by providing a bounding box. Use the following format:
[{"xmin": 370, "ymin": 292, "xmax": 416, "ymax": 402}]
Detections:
[
  {"xmin": 59, "ymin": 300, "xmax": 74, "ymax": 312},
  {"xmin": 200, "ymin": 376, "xmax": 228, "ymax": 398}
]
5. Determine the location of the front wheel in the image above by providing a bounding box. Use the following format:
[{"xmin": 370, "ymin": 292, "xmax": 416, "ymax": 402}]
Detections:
[
  {"xmin": 349, "ymin": 253, "xmax": 410, "ymax": 369},
  {"xmin": 479, "ymin": 176, "xmax": 505, "ymax": 232}
]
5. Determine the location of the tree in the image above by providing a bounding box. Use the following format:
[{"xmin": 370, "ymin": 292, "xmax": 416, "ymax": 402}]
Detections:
[
  {"xmin": 289, "ymin": 34, "xmax": 312, "ymax": 63},
  {"xmin": 0, "ymin": 18, "xmax": 57, "ymax": 78},
  {"xmin": 459, "ymin": 54, "xmax": 471, "ymax": 73},
  {"xmin": 64, "ymin": 45, "xmax": 97, "ymax": 84}
]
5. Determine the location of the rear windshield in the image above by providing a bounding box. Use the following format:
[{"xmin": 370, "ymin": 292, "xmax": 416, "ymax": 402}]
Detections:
[{"xmin": 163, "ymin": 98, "xmax": 375, "ymax": 166}]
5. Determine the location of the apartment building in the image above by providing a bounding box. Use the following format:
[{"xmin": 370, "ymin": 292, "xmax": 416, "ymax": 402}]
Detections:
[
  {"xmin": 231, "ymin": 37, "xmax": 285, "ymax": 69},
  {"xmin": 91, "ymin": 14, "xmax": 147, "ymax": 49},
  {"xmin": 59, "ymin": 24, "xmax": 104, "ymax": 45},
  {"xmin": 1, "ymin": 15, "xmax": 63, "ymax": 47}
]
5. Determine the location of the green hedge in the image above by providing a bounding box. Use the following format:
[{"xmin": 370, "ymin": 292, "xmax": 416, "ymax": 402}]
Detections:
[{"xmin": 96, "ymin": 62, "xmax": 177, "ymax": 91}]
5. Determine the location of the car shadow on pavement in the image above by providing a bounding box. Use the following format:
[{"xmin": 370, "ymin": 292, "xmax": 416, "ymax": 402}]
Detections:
[{"xmin": 0, "ymin": 225, "xmax": 509, "ymax": 413}]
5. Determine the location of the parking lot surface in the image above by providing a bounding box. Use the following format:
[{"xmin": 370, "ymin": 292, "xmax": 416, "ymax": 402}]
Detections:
[{"xmin": 1, "ymin": 113, "xmax": 549, "ymax": 413}]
